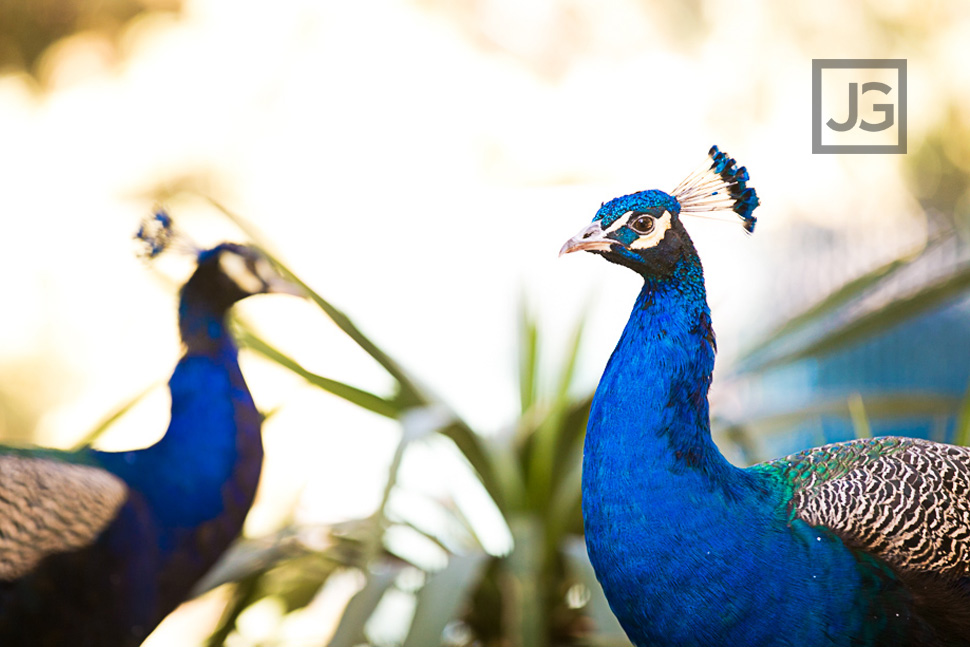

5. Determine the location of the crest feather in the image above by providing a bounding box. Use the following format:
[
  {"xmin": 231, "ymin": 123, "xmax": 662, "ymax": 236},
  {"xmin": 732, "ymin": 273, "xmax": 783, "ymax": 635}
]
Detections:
[
  {"xmin": 134, "ymin": 209, "xmax": 200, "ymax": 259},
  {"xmin": 671, "ymin": 145, "xmax": 760, "ymax": 233}
]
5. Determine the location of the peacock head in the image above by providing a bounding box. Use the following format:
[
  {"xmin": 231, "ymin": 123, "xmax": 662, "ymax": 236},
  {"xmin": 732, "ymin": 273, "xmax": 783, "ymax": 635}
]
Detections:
[
  {"xmin": 560, "ymin": 146, "xmax": 759, "ymax": 277},
  {"xmin": 189, "ymin": 243, "xmax": 304, "ymax": 310},
  {"xmin": 135, "ymin": 210, "xmax": 304, "ymax": 312}
]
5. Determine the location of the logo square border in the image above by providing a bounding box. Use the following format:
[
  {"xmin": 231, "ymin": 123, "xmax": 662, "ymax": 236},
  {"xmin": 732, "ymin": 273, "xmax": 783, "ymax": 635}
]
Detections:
[{"xmin": 812, "ymin": 59, "xmax": 907, "ymax": 154}]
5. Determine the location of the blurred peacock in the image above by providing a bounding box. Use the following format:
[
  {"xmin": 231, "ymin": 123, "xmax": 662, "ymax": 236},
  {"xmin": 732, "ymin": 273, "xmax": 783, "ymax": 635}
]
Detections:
[
  {"xmin": 0, "ymin": 212, "xmax": 301, "ymax": 646},
  {"xmin": 561, "ymin": 147, "xmax": 970, "ymax": 646}
]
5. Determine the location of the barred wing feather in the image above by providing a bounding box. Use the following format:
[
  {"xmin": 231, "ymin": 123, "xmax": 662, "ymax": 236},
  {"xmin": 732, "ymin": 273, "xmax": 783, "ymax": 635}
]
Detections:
[
  {"xmin": 757, "ymin": 437, "xmax": 970, "ymax": 577},
  {"xmin": 0, "ymin": 454, "xmax": 127, "ymax": 580}
]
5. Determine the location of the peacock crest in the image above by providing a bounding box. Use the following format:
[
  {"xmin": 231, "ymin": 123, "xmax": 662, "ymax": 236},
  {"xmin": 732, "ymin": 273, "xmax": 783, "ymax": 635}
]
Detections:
[
  {"xmin": 670, "ymin": 145, "xmax": 760, "ymax": 232},
  {"xmin": 134, "ymin": 209, "xmax": 200, "ymax": 259}
]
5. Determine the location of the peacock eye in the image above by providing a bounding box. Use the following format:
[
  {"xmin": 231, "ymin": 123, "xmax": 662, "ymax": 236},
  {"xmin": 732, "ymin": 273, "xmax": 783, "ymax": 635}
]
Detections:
[{"xmin": 629, "ymin": 215, "xmax": 655, "ymax": 234}]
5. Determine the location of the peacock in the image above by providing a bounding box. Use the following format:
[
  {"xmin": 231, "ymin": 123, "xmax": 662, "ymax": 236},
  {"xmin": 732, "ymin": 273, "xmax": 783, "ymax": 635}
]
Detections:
[
  {"xmin": 0, "ymin": 212, "xmax": 301, "ymax": 646},
  {"xmin": 561, "ymin": 147, "xmax": 970, "ymax": 646}
]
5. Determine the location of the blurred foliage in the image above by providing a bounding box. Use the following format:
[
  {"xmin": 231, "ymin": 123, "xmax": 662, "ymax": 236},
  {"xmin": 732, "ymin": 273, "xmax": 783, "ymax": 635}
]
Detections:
[
  {"xmin": 907, "ymin": 108, "xmax": 970, "ymax": 233},
  {"xmin": 715, "ymin": 218, "xmax": 970, "ymax": 462},
  {"xmin": 0, "ymin": 387, "xmax": 38, "ymax": 443},
  {"xmin": 413, "ymin": 0, "xmax": 707, "ymax": 78},
  {"xmin": 732, "ymin": 230, "xmax": 970, "ymax": 374},
  {"xmin": 0, "ymin": 357, "xmax": 82, "ymax": 444},
  {"xmin": 0, "ymin": 0, "xmax": 181, "ymax": 81}
]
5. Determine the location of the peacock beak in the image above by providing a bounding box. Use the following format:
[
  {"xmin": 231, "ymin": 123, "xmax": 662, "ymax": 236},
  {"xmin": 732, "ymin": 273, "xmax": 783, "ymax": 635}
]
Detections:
[
  {"xmin": 262, "ymin": 276, "xmax": 310, "ymax": 297},
  {"xmin": 560, "ymin": 223, "xmax": 616, "ymax": 256},
  {"xmin": 264, "ymin": 277, "xmax": 307, "ymax": 297},
  {"xmin": 251, "ymin": 255, "xmax": 307, "ymax": 297}
]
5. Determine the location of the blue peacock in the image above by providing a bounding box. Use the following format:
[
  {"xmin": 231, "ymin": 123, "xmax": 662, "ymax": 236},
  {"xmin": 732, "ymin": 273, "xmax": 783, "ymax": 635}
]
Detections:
[
  {"xmin": 561, "ymin": 147, "xmax": 970, "ymax": 646},
  {"xmin": 0, "ymin": 212, "xmax": 300, "ymax": 646}
]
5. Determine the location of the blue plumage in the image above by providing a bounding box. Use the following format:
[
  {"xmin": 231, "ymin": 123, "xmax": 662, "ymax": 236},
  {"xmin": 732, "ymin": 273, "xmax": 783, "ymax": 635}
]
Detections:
[
  {"xmin": 0, "ymin": 214, "xmax": 300, "ymax": 646},
  {"xmin": 562, "ymin": 148, "xmax": 970, "ymax": 646}
]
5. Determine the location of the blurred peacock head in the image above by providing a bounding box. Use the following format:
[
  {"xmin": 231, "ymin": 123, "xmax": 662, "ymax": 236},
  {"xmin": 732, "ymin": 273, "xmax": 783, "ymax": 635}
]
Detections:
[
  {"xmin": 135, "ymin": 209, "xmax": 304, "ymax": 311},
  {"xmin": 194, "ymin": 243, "xmax": 304, "ymax": 306},
  {"xmin": 560, "ymin": 146, "xmax": 760, "ymax": 277}
]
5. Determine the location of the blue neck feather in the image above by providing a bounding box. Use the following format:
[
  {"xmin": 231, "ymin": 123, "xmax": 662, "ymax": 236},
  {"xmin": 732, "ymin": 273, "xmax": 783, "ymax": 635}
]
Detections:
[
  {"xmin": 586, "ymin": 259, "xmax": 739, "ymax": 488},
  {"xmin": 582, "ymin": 255, "xmax": 919, "ymax": 646},
  {"xmin": 95, "ymin": 291, "xmax": 262, "ymax": 603},
  {"xmin": 178, "ymin": 300, "xmax": 234, "ymax": 353}
]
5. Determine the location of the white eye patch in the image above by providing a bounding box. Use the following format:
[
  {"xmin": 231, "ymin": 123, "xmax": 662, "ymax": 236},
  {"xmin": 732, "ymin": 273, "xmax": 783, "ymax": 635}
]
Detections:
[
  {"xmin": 601, "ymin": 211, "xmax": 636, "ymax": 236},
  {"xmin": 253, "ymin": 257, "xmax": 278, "ymax": 286},
  {"xmin": 628, "ymin": 210, "xmax": 673, "ymax": 250},
  {"xmin": 219, "ymin": 251, "xmax": 265, "ymax": 294}
]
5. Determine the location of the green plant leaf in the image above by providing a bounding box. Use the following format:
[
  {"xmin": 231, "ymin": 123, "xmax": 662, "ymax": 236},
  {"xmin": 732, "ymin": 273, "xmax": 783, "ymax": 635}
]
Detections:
[
  {"xmin": 954, "ymin": 377, "xmax": 970, "ymax": 446},
  {"xmin": 205, "ymin": 196, "xmax": 427, "ymax": 408},
  {"xmin": 440, "ymin": 419, "xmax": 510, "ymax": 515},
  {"xmin": 504, "ymin": 517, "xmax": 547, "ymax": 647},
  {"xmin": 328, "ymin": 564, "xmax": 403, "ymax": 647},
  {"xmin": 73, "ymin": 381, "xmax": 161, "ymax": 450},
  {"xmin": 548, "ymin": 395, "xmax": 591, "ymax": 507},
  {"xmin": 401, "ymin": 552, "xmax": 490, "ymax": 647},
  {"xmin": 847, "ymin": 392, "xmax": 872, "ymax": 438},
  {"xmin": 714, "ymin": 392, "xmax": 961, "ymax": 437},
  {"xmin": 191, "ymin": 532, "xmax": 300, "ymax": 598},
  {"xmin": 740, "ymin": 260, "xmax": 970, "ymax": 373},
  {"xmin": 714, "ymin": 420, "xmax": 763, "ymax": 465},
  {"xmin": 204, "ymin": 575, "xmax": 261, "ymax": 647},
  {"xmin": 736, "ymin": 236, "xmax": 942, "ymax": 364},
  {"xmin": 519, "ymin": 301, "xmax": 539, "ymax": 415},
  {"xmin": 271, "ymin": 553, "xmax": 347, "ymax": 613},
  {"xmin": 237, "ymin": 322, "xmax": 400, "ymax": 419},
  {"xmin": 203, "ymin": 197, "xmax": 506, "ymax": 512},
  {"xmin": 483, "ymin": 438, "xmax": 529, "ymax": 516},
  {"xmin": 527, "ymin": 316, "xmax": 586, "ymax": 509},
  {"xmin": 545, "ymin": 439, "xmax": 583, "ymax": 552},
  {"xmin": 540, "ymin": 396, "xmax": 591, "ymax": 553}
]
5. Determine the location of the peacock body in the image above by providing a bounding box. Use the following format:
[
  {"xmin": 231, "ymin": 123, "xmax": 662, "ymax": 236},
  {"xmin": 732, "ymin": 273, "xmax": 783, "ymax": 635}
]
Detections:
[
  {"xmin": 0, "ymin": 215, "xmax": 299, "ymax": 646},
  {"xmin": 561, "ymin": 148, "xmax": 970, "ymax": 646}
]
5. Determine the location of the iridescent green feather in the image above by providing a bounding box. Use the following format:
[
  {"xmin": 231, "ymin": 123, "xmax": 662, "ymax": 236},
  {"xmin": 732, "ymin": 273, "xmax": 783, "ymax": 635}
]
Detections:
[{"xmin": 753, "ymin": 436, "xmax": 914, "ymax": 496}]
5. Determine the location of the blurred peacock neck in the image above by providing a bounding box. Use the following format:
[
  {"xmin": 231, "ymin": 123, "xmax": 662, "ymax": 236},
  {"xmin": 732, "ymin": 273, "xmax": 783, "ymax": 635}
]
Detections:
[
  {"xmin": 178, "ymin": 280, "xmax": 239, "ymax": 355},
  {"xmin": 97, "ymin": 281, "xmax": 262, "ymax": 602}
]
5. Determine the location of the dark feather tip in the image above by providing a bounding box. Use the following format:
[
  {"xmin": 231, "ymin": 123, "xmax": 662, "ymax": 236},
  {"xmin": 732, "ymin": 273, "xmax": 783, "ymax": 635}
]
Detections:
[
  {"xmin": 135, "ymin": 210, "xmax": 176, "ymax": 259},
  {"xmin": 672, "ymin": 145, "xmax": 761, "ymax": 233}
]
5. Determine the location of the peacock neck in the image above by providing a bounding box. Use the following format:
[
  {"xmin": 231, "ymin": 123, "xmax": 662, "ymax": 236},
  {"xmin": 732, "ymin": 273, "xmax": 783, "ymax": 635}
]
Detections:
[
  {"xmin": 584, "ymin": 256, "xmax": 744, "ymax": 491},
  {"xmin": 178, "ymin": 298, "xmax": 234, "ymax": 355},
  {"xmin": 163, "ymin": 294, "xmax": 254, "ymax": 466},
  {"xmin": 582, "ymin": 254, "xmax": 784, "ymax": 645},
  {"xmin": 579, "ymin": 263, "xmax": 929, "ymax": 647},
  {"xmin": 97, "ymin": 292, "xmax": 262, "ymax": 572}
]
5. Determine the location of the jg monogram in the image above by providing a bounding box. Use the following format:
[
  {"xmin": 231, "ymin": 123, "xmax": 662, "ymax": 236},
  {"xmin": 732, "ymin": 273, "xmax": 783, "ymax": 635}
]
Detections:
[
  {"xmin": 812, "ymin": 59, "xmax": 907, "ymax": 154},
  {"xmin": 826, "ymin": 82, "xmax": 894, "ymax": 133}
]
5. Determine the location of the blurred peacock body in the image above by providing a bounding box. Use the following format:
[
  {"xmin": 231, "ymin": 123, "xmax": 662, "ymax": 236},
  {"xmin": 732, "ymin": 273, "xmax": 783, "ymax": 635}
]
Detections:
[
  {"xmin": 0, "ymin": 214, "xmax": 299, "ymax": 646},
  {"xmin": 561, "ymin": 148, "xmax": 970, "ymax": 646}
]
